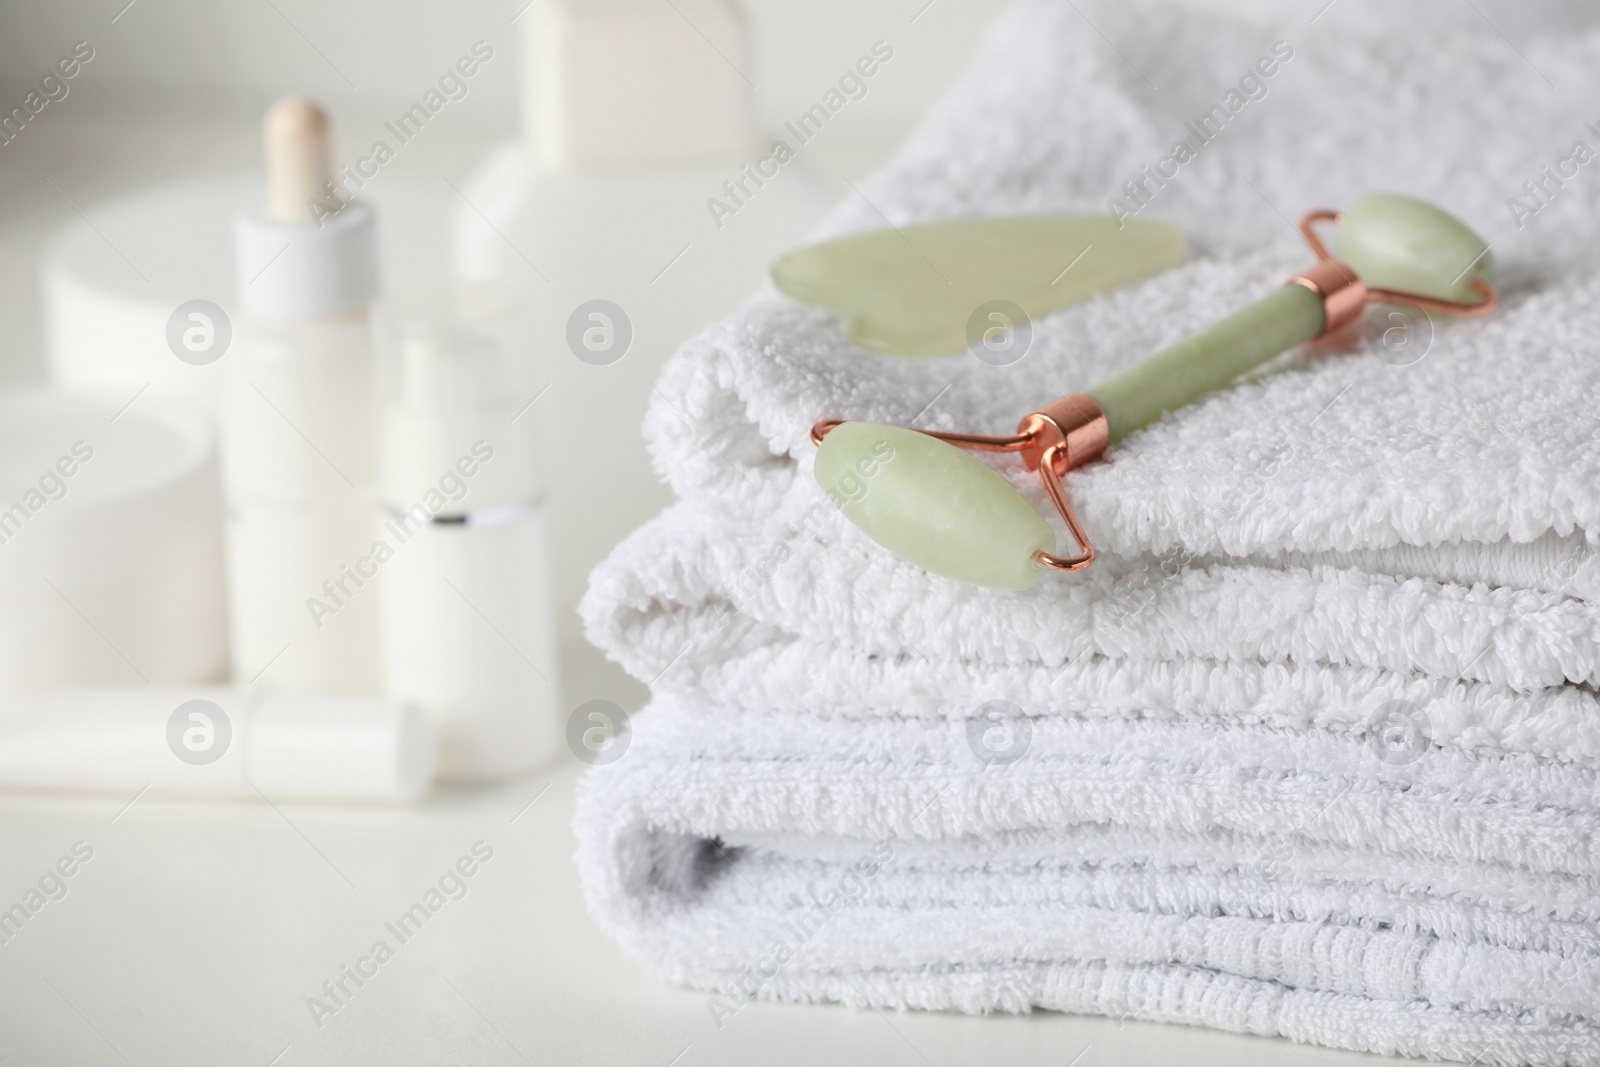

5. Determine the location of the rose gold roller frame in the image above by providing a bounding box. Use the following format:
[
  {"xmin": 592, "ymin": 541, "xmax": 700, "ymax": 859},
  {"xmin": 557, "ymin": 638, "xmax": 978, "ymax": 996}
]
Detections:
[{"xmin": 812, "ymin": 210, "xmax": 1499, "ymax": 574}]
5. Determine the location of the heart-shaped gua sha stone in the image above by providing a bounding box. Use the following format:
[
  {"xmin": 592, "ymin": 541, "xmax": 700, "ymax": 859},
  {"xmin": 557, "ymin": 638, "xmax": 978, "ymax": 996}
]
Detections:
[{"xmin": 772, "ymin": 214, "xmax": 1186, "ymax": 358}]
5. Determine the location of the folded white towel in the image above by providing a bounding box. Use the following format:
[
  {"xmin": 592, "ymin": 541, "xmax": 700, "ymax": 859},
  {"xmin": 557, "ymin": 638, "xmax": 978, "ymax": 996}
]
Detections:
[
  {"xmin": 576, "ymin": 0, "xmax": 1600, "ymax": 1062},
  {"xmin": 579, "ymin": 503, "xmax": 1600, "ymax": 1065},
  {"xmin": 587, "ymin": 497, "xmax": 1600, "ymax": 700},
  {"xmin": 575, "ymin": 698, "xmax": 1600, "ymax": 1066},
  {"xmin": 639, "ymin": 0, "xmax": 1600, "ymax": 574}
]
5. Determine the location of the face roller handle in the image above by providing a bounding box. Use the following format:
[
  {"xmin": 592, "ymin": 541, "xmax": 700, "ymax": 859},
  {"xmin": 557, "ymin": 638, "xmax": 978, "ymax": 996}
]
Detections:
[
  {"xmin": 1047, "ymin": 205, "xmax": 1499, "ymax": 447},
  {"xmin": 813, "ymin": 194, "xmax": 1497, "ymax": 589}
]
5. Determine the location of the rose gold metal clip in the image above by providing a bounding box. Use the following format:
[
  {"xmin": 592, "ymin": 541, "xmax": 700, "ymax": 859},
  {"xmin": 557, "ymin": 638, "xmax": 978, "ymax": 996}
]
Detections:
[
  {"xmin": 811, "ymin": 210, "xmax": 1499, "ymax": 575},
  {"xmin": 1289, "ymin": 210, "xmax": 1497, "ymax": 336}
]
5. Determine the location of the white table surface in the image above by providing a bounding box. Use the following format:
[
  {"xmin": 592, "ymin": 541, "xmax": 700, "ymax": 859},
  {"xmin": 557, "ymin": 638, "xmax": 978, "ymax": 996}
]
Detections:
[
  {"xmin": 0, "ymin": 738, "xmax": 1397, "ymax": 1067},
  {"xmin": 0, "ymin": 643, "xmax": 1431, "ymax": 1067},
  {"xmin": 0, "ymin": 80, "xmax": 1438, "ymax": 1067}
]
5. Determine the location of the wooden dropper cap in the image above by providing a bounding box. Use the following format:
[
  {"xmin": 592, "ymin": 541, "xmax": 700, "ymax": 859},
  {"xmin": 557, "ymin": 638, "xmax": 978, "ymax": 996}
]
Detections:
[{"xmin": 263, "ymin": 95, "xmax": 332, "ymax": 225}]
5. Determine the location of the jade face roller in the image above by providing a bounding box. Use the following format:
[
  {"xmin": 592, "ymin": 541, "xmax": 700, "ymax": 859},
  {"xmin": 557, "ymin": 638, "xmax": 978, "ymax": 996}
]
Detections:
[{"xmin": 812, "ymin": 193, "xmax": 1498, "ymax": 590}]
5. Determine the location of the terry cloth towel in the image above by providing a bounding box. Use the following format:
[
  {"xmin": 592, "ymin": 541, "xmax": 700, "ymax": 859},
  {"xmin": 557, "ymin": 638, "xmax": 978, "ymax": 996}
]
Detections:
[
  {"xmin": 574, "ymin": 697, "xmax": 1600, "ymax": 1066},
  {"xmin": 576, "ymin": 0, "xmax": 1600, "ymax": 1064}
]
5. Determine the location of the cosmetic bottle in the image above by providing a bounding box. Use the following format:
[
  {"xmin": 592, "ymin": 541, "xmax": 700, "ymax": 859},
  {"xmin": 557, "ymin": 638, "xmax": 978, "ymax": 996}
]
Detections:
[
  {"xmin": 0, "ymin": 687, "xmax": 433, "ymax": 802},
  {"xmin": 451, "ymin": 0, "xmax": 833, "ymax": 623},
  {"xmin": 222, "ymin": 97, "xmax": 383, "ymax": 693},
  {"xmin": 378, "ymin": 288, "xmax": 560, "ymax": 780}
]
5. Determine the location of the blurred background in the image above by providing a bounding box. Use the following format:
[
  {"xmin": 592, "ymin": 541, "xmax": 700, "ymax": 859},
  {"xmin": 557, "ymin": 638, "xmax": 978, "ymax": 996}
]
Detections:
[
  {"xmin": 0, "ymin": 0, "xmax": 1024, "ymax": 702},
  {"xmin": 0, "ymin": 3, "xmax": 1060, "ymax": 1064}
]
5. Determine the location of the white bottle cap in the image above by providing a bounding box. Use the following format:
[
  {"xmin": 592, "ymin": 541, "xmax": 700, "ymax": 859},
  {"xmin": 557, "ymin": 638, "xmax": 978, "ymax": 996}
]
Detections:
[
  {"xmin": 235, "ymin": 202, "xmax": 377, "ymax": 317},
  {"xmin": 522, "ymin": 0, "xmax": 757, "ymax": 173},
  {"xmin": 235, "ymin": 96, "xmax": 378, "ymax": 317},
  {"xmin": 247, "ymin": 694, "xmax": 435, "ymax": 800}
]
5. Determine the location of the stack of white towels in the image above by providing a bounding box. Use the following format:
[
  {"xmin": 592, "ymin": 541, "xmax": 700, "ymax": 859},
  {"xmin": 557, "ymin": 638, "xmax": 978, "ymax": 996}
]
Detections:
[{"xmin": 577, "ymin": 1, "xmax": 1600, "ymax": 1063}]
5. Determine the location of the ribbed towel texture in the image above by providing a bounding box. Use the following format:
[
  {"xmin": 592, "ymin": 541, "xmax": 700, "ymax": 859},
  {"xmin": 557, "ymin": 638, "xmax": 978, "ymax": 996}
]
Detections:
[{"xmin": 576, "ymin": 1, "xmax": 1600, "ymax": 1063}]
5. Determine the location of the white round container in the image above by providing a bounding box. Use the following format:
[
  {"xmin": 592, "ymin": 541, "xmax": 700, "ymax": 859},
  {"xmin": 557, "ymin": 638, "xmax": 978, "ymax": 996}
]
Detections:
[
  {"xmin": 41, "ymin": 173, "xmax": 455, "ymax": 413},
  {"xmin": 41, "ymin": 176, "xmax": 245, "ymax": 410},
  {"xmin": 0, "ymin": 388, "xmax": 228, "ymax": 686}
]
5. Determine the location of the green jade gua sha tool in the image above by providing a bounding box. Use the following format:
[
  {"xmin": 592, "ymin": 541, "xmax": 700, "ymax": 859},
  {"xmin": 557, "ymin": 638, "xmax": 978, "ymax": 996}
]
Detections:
[
  {"xmin": 812, "ymin": 193, "xmax": 1498, "ymax": 590},
  {"xmin": 772, "ymin": 214, "xmax": 1187, "ymax": 358}
]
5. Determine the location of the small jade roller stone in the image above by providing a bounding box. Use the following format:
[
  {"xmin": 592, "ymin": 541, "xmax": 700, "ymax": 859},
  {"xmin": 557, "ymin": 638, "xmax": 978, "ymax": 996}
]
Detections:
[
  {"xmin": 814, "ymin": 193, "xmax": 1494, "ymax": 589},
  {"xmin": 773, "ymin": 214, "xmax": 1187, "ymax": 358}
]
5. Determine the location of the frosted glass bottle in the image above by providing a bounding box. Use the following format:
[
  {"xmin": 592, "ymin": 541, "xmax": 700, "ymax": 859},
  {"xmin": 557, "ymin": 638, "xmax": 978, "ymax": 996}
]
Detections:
[
  {"xmin": 378, "ymin": 289, "xmax": 560, "ymax": 780},
  {"xmin": 224, "ymin": 100, "xmax": 384, "ymax": 694}
]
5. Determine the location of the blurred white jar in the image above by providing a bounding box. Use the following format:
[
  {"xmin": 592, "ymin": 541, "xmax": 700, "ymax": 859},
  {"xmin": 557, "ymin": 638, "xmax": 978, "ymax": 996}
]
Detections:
[{"xmin": 0, "ymin": 388, "xmax": 228, "ymax": 686}]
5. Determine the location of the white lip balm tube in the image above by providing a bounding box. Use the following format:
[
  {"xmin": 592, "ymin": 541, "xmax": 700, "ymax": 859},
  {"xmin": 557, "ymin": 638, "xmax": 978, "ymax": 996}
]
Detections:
[
  {"xmin": 0, "ymin": 688, "xmax": 434, "ymax": 802},
  {"xmin": 378, "ymin": 288, "xmax": 561, "ymax": 781},
  {"xmin": 223, "ymin": 96, "xmax": 384, "ymax": 693}
]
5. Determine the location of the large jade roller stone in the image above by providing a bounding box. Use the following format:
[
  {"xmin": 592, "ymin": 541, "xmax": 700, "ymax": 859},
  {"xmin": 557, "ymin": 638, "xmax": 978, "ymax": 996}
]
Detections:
[
  {"xmin": 1335, "ymin": 192, "xmax": 1494, "ymax": 304},
  {"xmin": 773, "ymin": 214, "xmax": 1186, "ymax": 358},
  {"xmin": 815, "ymin": 422, "xmax": 1052, "ymax": 589}
]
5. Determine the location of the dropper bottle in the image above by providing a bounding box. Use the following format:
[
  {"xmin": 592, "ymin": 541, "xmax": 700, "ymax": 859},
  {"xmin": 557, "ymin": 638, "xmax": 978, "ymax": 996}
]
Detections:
[{"xmin": 222, "ymin": 96, "xmax": 384, "ymax": 693}]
